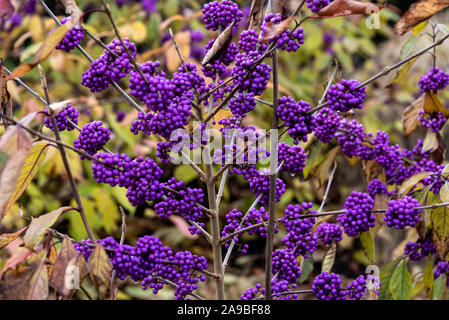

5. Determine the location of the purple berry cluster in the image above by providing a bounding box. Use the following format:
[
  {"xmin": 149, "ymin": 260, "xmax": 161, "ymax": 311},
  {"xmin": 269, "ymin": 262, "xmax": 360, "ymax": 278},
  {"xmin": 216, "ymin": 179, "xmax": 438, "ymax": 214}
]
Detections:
[
  {"xmin": 56, "ymin": 17, "xmax": 85, "ymax": 52},
  {"xmin": 238, "ymin": 30, "xmax": 260, "ymax": 52},
  {"xmin": 277, "ymin": 142, "xmax": 307, "ymax": 176},
  {"xmin": 314, "ymin": 107, "xmax": 340, "ymax": 143},
  {"xmin": 312, "ymin": 272, "xmax": 346, "ymax": 300},
  {"xmin": 74, "ymin": 235, "xmax": 208, "ymax": 300},
  {"xmin": 202, "ymin": 0, "xmax": 243, "ymax": 31},
  {"xmin": 337, "ymin": 191, "xmax": 375, "ymax": 237},
  {"xmin": 44, "ymin": 104, "xmax": 79, "ymax": 132},
  {"xmin": 384, "ymin": 196, "xmax": 421, "ymax": 229},
  {"xmin": 248, "ymin": 169, "xmax": 286, "ymax": 205},
  {"xmin": 346, "ymin": 274, "xmax": 380, "ymax": 300},
  {"xmin": 418, "ymin": 67, "xmax": 449, "ymax": 92},
  {"xmin": 404, "ymin": 237, "xmax": 436, "ymax": 261},
  {"xmin": 366, "ymin": 178, "xmax": 388, "ymax": 198},
  {"xmin": 155, "ymin": 178, "xmax": 204, "ymax": 221},
  {"xmin": 272, "ymin": 248, "xmax": 301, "ymax": 283},
  {"xmin": 229, "ymin": 93, "xmax": 256, "ymax": 117},
  {"xmin": 315, "ymin": 222, "xmax": 343, "ymax": 245},
  {"xmin": 81, "ymin": 38, "xmax": 136, "ymax": 92},
  {"xmin": 327, "ymin": 79, "xmax": 366, "ymax": 112},
  {"xmin": 232, "ymin": 51, "xmax": 271, "ymax": 96},
  {"xmin": 306, "ymin": 0, "xmax": 331, "ymax": 12},
  {"xmin": 419, "ymin": 110, "xmax": 447, "ymax": 132},
  {"xmin": 277, "ymin": 96, "xmax": 316, "ymax": 144},
  {"xmin": 280, "ymin": 202, "xmax": 318, "ymax": 257},
  {"xmin": 92, "ymin": 153, "xmax": 163, "ymax": 206},
  {"xmin": 335, "ymin": 119, "xmax": 366, "ymax": 157},
  {"xmin": 74, "ymin": 121, "xmax": 111, "ymax": 158}
]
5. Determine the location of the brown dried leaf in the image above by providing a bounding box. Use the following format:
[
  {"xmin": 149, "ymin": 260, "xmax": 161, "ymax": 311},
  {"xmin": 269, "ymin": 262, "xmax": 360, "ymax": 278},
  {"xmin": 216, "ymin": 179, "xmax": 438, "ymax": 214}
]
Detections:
[
  {"xmin": 364, "ymin": 160, "xmax": 385, "ymax": 182},
  {"xmin": 23, "ymin": 207, "xmax": 74, "ymax": 249},
  {"xmin": 6, "ymin": 23, "xmax": 71, "ymax": 80},
  {"xmin": 0, "ymin": 250, "xmax": 49, "ymax": 300},
  {"xmin": 49, "ymin": 237, "xmax": 79, "ymax": 298},
  {"xmin": 0, "ymin": 227, "xmax": 27, "ymax": 250},
  {"xmin": 247, "ymin": 0, "xmax": 265, "ymax": 31},
  {"xmin": 260, "ymin": 16, "xmax": 296, "ymax": 42},
  {"xmin": 309, "ymin": 0, "xmax": 383, "ymax": 19},
  {"xmin": 395, "ymin": 0, "xmax": 449, "ymax": 35},
  {"xmin": 402, "ymin": 94, "xmax": 425, "ymax": 136},
  {"xmin": 424, "ymin": 92, "xmax": 449, "ymax": 117},
  {"xmin": 88, "ymin": 242, "xmax": 113, "ymax": 299},
  {"xmin": 423, "ymin": 130, "xmax": 439, "ymax": 153},
  {"xmin": 202, "ymin": 20, "xmax": 235, "ymax": 66}
]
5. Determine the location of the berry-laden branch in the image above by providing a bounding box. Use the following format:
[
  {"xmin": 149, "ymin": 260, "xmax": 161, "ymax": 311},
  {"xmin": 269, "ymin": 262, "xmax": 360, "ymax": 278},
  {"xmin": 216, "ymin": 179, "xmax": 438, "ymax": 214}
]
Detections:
[
  {"xmin": 309, "ymin": 31, "xmax": 449, "ymax": 114},
  {"xmin": 37, "ymin": 65, "xmax": 96, "ymax": 243}
]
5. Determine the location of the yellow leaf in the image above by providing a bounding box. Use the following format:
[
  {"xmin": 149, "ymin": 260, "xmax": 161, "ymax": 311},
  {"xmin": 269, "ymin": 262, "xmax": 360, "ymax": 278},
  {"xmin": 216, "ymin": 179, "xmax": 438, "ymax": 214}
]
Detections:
[
  {"xmin": 131, "ymin": 21, "xmax": 147, "ymax": 43},
  {"xmin": 23, "ymin": 207, "xmax": 74, "ymax": 249},
  {"xmin": 441, "ymin": 182, "xmax": 449, "ymax": 203},
  {"xmin": 398, "ymin": 171, "xmax": 432, "ymax": 196},
  {"xmin": 4, "ymin": 142, "xmax": 49, "ymax": 215},
  {"xmin": 0, "ymin": 227, "xmax": 27, "ymax": 250},
  {"xmin": 413, "ymin": 21, "xmax": 428, "ymax": 36}
]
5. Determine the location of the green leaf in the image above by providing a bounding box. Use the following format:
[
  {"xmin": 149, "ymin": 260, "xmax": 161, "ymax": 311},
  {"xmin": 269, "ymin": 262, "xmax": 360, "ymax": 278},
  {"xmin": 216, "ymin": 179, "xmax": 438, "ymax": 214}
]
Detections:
[
  {"xmin": 400, "ymin": 36, "xmax": 418, "ymax": 59},
  {"xmin": 433, "ymin": 275, "xmax": 447, "ymax": 300},
  {"xmin": 92, "ymin": 188, "xmax": 119, "ymax": 233},
  {"xmin": 431, "ymin": 205, "xmax": 449, "ymax": 257},
  {"xmin": 424, "ymin": 256, "xmax": 434, "ymax": 298},
  {"xmin": 360, "ymin": 230, "xmax": 374, "ymax": 262},
  {"xmin": 299, "ymin": 255, "xmax": 314, "ymax": 284},
  {"xmin": 321, "ymin": 241, "xmax": 336, "ymax": 273},
  {"xmin": 174, "ymin": 164, "xmax": 197, "ymax": 184},
  {"xmin": 379, "ymin": 257, "xmax": 402, "ymax": 300},
  {"xmin": 389, "ymin": 261, "xmax": 411, "ymax": 300},
  {"xmin": 23, "ymin": 207, "xmax": 73, "ymax": 249}
]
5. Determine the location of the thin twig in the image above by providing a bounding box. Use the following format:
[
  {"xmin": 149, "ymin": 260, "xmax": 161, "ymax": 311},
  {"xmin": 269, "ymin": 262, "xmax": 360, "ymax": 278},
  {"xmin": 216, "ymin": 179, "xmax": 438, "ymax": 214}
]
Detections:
[
  {"xmin": 99, "ymin": 0, "xmax": 149, "ymax": 87},
  {"xmin": 109, "ymin": 207, "xmax": 127, "ymax": 300}
]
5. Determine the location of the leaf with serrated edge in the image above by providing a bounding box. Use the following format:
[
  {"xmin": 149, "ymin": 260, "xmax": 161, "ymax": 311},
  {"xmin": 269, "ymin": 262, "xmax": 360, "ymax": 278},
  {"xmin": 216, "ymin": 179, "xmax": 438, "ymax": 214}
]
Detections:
[
  {"xmin": 23, "ymin": 207, "xmax": 74, "ymax": 249},
  {"xmin": 401, "ymin": 94, "xmax": 424, "ymax": 136},
  {"xmin": 88, "ymin": 242, "xmax": 113, "ymax": 299},
  {"xmin": 389, "ymin": 261, "xmax": 411, "ymax": 300}
]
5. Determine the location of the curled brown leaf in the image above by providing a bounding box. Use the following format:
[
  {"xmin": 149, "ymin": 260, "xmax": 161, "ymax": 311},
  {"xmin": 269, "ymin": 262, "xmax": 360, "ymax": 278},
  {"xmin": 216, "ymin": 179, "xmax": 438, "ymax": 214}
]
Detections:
[{"xmin": 309, "ymin": 0, "xmax": 383, "ymax": 19}]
